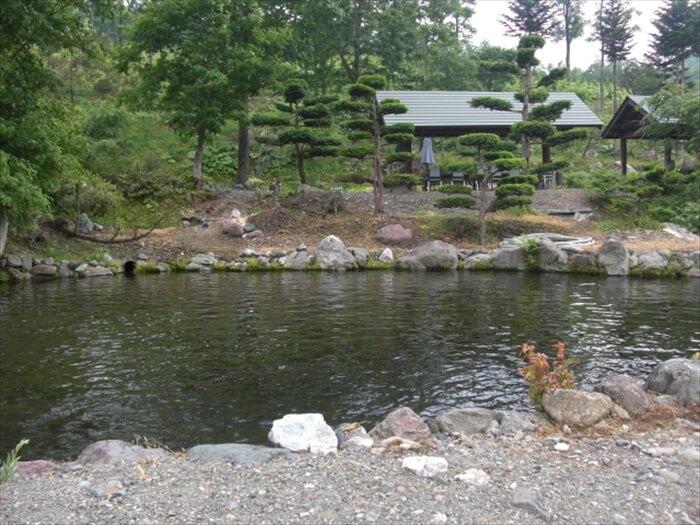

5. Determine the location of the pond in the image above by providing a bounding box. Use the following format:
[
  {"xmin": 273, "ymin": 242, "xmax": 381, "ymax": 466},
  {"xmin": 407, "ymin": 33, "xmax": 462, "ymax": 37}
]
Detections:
[{"xmin": 1, "ymin": 272, "xmax": 698, "ymax": 460}]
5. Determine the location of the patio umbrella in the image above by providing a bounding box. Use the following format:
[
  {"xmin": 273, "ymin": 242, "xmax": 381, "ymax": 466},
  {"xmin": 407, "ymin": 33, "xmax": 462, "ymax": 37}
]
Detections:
[{"xmin": 420, "ymin": 137, "xmax": 435, "ymax": 165}]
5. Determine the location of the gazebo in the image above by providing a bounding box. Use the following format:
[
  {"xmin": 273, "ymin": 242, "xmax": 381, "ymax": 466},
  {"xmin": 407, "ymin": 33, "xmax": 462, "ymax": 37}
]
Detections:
[
  {"xmin": 377, "ymin": 90, "xmax": 603, "ymax": 164},
  {"xmin": 601, "ymin": 95, "xmax": 684, "ymax": 176}
]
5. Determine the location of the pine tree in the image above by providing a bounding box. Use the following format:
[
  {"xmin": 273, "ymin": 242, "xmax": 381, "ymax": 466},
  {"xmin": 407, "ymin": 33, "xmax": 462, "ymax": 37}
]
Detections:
[
  {"xmin": 600, "ymin": 0, "xmax": 636, "ymax": 111},
  {"xmin": 646, "ymin": 0, "xmax": 700, "ymax": 85},
  {"xmin": 553, "ymin": 0, "xmax": 585, "ymax": 77},
  {"xmin": 500, "ymin": 0, "xmax": 562, "ymax": 38}
]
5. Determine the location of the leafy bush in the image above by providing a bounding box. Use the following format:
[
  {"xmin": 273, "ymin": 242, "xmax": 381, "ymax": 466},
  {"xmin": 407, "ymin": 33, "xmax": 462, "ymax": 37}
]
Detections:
[
  {"xmin": 519, "ymin": 342, "xmax": 576, "ymax": 410},
  {"xmin": 434, "ymin": 184, "xmax": 473, "ymax": 194},
  {"xmin": 495, "ymin": 196, "xmax": 532, "ymax": 208},
  {"xmin": 384, "ymin": 152, "xmax": 414, "ymax": 164},
  {"xmin": 384, "ymin": 173, "xmax": 421, "ymax": 186},
  {"xmin": 495, "ymin": 183, "xmax": 535, "ymax": 197},
  {"xmin": 434, "ymin": 195, "xmax": 475, "ymax": 208}
]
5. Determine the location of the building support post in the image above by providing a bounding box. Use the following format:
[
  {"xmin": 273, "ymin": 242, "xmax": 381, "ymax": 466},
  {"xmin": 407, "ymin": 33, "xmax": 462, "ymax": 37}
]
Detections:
[{"xmin": 620, "ymin": 138, "xmax": 627, "ymax": 176}]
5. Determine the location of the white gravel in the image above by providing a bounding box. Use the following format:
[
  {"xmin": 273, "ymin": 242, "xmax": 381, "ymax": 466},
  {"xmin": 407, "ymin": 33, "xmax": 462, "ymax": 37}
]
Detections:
[{"xmin": 2, "ymin": 422, "xmax": 699, "ymax": 525}]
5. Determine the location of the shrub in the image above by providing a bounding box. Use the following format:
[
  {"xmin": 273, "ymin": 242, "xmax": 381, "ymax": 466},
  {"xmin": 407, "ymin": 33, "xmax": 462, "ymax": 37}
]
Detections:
[
  {"xmin": 434, "ymin": 185, "xmax": 473, "ymax": 194},
  {"xmin": 495, "ymin": 183, "xmax": 535, "ymax": 197},
  {"xmin": 434, "ymin": 195, "xmax": 476, "ymax": 209},
  {"xmin": 519, "ymin": 342, "xmax": 576, "ymax": 410},
  {"xmin": 506, "ymin": 175, "xmax": 538, "ymax": 186},
  {"xmin": 384, "ymin": 173, "xmax": 421, "ymax": 186},
  {"xmin": 495, "ymin": 196, "xmax": 532, "ymax": 208}
]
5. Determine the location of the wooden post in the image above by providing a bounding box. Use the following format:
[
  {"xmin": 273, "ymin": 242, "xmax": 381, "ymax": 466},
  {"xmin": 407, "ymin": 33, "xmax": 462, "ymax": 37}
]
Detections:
[
  {"xmin": 542, "ymin": 144, "xmax": 551, "ymax": 164},
  {"xmin": 664, "ymin": 144, "xmax": 674, "ymax": 171},
  {"xmin": 620, "ymin": 138, "xmax": 627, "ymax": 176}
]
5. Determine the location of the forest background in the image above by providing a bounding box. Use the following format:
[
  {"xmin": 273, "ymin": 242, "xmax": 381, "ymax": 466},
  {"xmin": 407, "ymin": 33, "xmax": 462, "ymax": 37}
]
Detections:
[{"xmin": 1, "ymin": 0, "xmax": 698, "ymax": 258}]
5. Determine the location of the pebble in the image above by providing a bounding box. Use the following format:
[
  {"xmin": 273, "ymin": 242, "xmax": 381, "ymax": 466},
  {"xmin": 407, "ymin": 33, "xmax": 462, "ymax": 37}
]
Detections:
[
  {"xmin": 644, "ymin": 447, "xmax": 677, "ymax": 458},
  {"xmin": 554, "ymin": 442, "xmax": 570, "ymax": 452}
]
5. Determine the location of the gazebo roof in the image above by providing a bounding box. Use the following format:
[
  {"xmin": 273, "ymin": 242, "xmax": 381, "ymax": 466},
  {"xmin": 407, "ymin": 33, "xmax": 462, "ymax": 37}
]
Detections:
[
  {"xmin": 601, "ymin": 95, "xmax": 682, "ymax": 140},
  {"xmin": 376, "ymin": 90, "xmax": 603, "ymax": 137},
  {"xmin": 601, "ymin": 96, "xmax": 649, "ymax": 139}
]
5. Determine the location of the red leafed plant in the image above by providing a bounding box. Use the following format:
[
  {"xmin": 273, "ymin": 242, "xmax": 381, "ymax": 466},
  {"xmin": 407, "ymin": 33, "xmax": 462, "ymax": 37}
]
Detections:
[{"xmin": 519, "ymin": 342, "xmax": 576, "ymax": 410}]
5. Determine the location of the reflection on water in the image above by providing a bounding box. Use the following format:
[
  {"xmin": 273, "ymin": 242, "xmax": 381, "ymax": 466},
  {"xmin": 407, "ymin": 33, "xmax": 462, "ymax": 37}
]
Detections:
[{"xmin": 1, "ymin": 272, "xmax": 698, "ymax": 459}]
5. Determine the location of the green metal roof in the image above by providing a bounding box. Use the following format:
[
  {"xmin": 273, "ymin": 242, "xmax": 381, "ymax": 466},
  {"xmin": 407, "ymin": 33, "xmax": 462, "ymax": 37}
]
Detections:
[{"xmin": 377, "ymin": 90, "xmax": 603, "ymax": 137}]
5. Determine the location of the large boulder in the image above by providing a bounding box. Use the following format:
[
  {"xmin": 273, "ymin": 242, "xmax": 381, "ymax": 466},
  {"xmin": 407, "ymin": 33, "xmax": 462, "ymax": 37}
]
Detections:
[
  {"xmin": 463, "ymin": 253, "xmax": 492, "ymax": 269},
  {"xmin": 222, "ymin": 220, "xmax": 245, "ymax": 237},
  {"xmin": 542, "ymin": 389, "xmax": 613, "ymax": 426},
  {"xmin": 492, "ymin": 247, "xmax": 526, "ymax": 271},
  {"xmin": 369, "ymin": 407, "xmax": 433, "ymax": 442},
  {"xmin": 594, "ymin": 374, "xmax": 651, "ymax": 417},
  {"xmin": 638, "ymin": 251, "xmax": 667, "ymax": 271},
  {"xmin": 186, "ymin": 443, "xmax": 291, "ymax": 466},
  {"xmin": 5, "ymin": 255, "xmax": 22, "ymax": 268},
  {"xmin": 284, "ymin": 249, "xmax": 313, "ymax": 270},
  {"xmin": 268, "ymin": 413, "xmax": 337, "ymax": 455},
  {"xmin": 78, "ymin": 213, "xmax": 94, "ymax": 235},
  {"xmin": 191, "ymin": 253, "xmax": 216, "ymax": 267},
  {"xmin": 433, "ymin": 408, "xmax": 501, "ymax": 435},
  {"xmin": 349, "ymin": 247, "xmax": 368, "ymax": 267},
  {"xmin": 598, "ymin": 239, "xmax": 629, "ymax": 276},
  {"xmin": 84, "ymin": 266, "xmax": 113, "ymax": 277},
  {"xmin": 645, "ymin": 358, "xmax": 700, "ymax": 406},
  {"xmin": 397, "ymin": 240, "xmax": 458, "ymax": 271},
  {"xmin": 315, "ymin": 235, "xmax": 356, "ymax": 271},
  {"xmin": 377, "ymin": 224, "xmax": 414, "ymax": 246},
  {"xmin": 30, "ymin": 264, "xmax": 57, "ymax": 277},
  {"xmin": 570, "ymin": 252, "xmax": 598, "ymax": 272},
  {"xmin": 76, "ymin": 439, "xmax": 166, "ymax": 466},
  {"xmin": 535, "ymin": 238, "xmax": 568, "ymax": 272},
  {"xmin": 287, "ymin": 185, "xmax": 344, "ymax": 214}
]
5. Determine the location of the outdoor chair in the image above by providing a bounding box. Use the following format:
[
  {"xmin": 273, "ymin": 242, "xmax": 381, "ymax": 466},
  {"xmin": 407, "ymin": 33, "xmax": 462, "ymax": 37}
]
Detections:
[
  {"xmin": 451, "ymin": 171, "xmax": 466, "ymax": 185},
  {"xmin": 541, "ymin": 172, "xmax": 556, "ymax": 189},
  {"xmin": 426, "ymin": 166, "xmax": 442, "ymax": 191}
]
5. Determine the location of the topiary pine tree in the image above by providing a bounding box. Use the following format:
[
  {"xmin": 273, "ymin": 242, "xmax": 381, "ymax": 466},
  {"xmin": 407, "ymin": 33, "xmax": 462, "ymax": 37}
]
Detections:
[
  {"xmin": 469, "ymin": 33, "xmax": 587, "ymax": 198},
  {"xmin": 336, "ymin": 74, "xmax": 414, "ymax": 215},
  {"xmin": 251, "ymin": 81, "xmax": 341, "ymax": 185},
  {"xmin": 456, "ymin": 133, "xmax": 509, "ymax": 245}
]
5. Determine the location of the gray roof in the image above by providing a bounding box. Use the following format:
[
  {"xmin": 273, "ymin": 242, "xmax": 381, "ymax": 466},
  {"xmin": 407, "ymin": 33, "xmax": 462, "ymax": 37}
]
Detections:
[{"xmin": 377, "ymin": 91, "xmax": 602, "ymax": 136}]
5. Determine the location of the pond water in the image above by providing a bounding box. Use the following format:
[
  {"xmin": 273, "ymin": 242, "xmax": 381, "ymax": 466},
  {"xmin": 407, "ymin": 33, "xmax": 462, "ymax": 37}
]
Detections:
[{"xmin": 1, "ymin": 272, "xmax": 698, "ymax": 460}]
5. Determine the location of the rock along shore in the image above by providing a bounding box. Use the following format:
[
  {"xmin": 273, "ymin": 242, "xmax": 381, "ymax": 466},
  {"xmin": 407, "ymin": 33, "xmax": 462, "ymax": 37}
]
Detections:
[
  {"xmin": 2, "ymin": 234, "xmax": 699, "ymax": 283},
  {"xmin": 2, "ymin": 360, "xmax": 699, "ymax": 525}
]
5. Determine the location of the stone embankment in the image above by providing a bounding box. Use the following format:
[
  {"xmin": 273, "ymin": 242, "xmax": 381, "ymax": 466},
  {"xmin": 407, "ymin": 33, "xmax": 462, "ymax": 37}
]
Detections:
[
  {"xmin": 2, "ymin": 359, "xmax": 699, "ymax": 524},
  {"xmin": 2, "ymin": 233, "xmax": 699, "ymax": 283}
]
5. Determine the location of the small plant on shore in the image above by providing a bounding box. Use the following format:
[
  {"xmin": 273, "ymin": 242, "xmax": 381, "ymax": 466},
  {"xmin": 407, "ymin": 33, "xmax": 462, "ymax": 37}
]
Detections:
[
  {"xmin": 521, "ymin": 238, "xmax": 538, "ymax": 270},
  {"xmin": 0, "ymin": 438, "xmax": 29, "ymax": 483},
  {"xmin": 519, "ymin": 342, "xmax": 575, "ymax": 410}
]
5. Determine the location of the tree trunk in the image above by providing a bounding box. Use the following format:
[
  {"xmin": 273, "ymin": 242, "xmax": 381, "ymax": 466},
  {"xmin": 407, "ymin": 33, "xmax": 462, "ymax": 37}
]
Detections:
[
  {"xmin": 192, "ymin": 128, "xmax": 206, "ymax": 191},
  {"xmin": 612, "ymin": 59, "xmax": 618, "ymax": 112},
  {"xmin": 372, "ymin": 97, "xmax": 384, "ymax": 215},
  {"xmin": 295, "ymin": 143, "xmax": 307, "ymax": 185},
  {"xmin": 478, "ymin": 186, "xmax": 488, "ymax": 246},
  {"xmin": 521, "ymin": 65, "xmax": 531, "ymax": 166},
  {"xmin": 0, "ymin": 207, "xmax": 9, "ymax": 257},
  {"xmin": 565, "ymin": 36, "xmax": 572, "ymax": 78},
  {"xmin": 599, "ymin": 43, "xmax": 605, "ymax": 114},
  {"xmin": 236, "ymin": 99, "xmax": 250, "ymax": 186}
]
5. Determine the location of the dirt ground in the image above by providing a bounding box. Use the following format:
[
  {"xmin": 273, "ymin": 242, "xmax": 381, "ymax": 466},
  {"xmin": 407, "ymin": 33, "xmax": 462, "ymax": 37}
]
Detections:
[{"xmin": 94, "ymin": 189, "xmax": 699, "ymax": 261}]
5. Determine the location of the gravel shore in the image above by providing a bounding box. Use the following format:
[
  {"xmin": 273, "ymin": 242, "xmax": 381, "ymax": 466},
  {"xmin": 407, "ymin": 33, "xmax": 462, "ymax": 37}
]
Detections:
[{"xmin": 2, "ymin": 420, "xmax": 699, "ymax": 525}]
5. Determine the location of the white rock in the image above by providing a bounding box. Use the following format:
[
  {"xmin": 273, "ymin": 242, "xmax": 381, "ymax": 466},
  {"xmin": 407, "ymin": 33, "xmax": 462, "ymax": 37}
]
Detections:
[
  {"xmin": 428, "ymin": 512, "xmax": 448, "ymax": 524},
  {"xmin": 455, "ymin": 468, "xmax": 491, "ymax": 486},
  {"xmin": 644, "ymin": 447, "xmax": 677, "ymax": 458},
  {"xmin": 554, "ymin": 442, "xmax": 570, "ymax": 452},
  {"xmin": 379, "ymin": 248, "xmax": 394, "ymax": 263},
  {"xmin": 268, "ymin": 413, "xmax": 337, "ymax": 455},
  {"xmin": 401, "ymin": 456, "xmax": 448, "ymax": 478},
  {"xmin": 346, "ymin": 435, "xmax": 374, "ymax": 448}
]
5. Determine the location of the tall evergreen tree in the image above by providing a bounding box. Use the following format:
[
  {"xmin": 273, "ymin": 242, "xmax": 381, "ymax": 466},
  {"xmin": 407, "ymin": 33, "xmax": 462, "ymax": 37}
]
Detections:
[
  {"xmin": 600, "ymin": 0, "xmax": 636, "ymax": 111},
  {"xmin": 553, "ymin": 0, "xmax": 585, "ymax": 77},
  {"xmin": 646, "ymin": 0, "xmax": 700, "ymax": 85},
  {"xmin": 500, "ymin": 0, "xmax": 562, "ymax": 37},
  {"xmin": 589, "ymin": 0, "xmax": 608, "ymax": 114}
]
